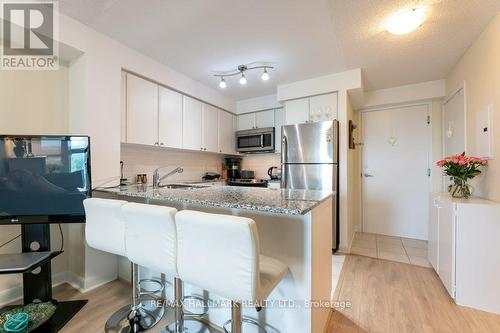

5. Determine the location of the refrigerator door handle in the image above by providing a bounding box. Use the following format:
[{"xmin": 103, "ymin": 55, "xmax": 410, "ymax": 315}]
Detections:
[{"xmin": 281, "ymin": 135, "xmax": 288, "ymax": 188}]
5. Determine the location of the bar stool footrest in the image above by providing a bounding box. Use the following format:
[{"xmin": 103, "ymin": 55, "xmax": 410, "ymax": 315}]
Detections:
[{"xmin": 223, "ymin": 317, "xmax": 269, "ymax": 333}]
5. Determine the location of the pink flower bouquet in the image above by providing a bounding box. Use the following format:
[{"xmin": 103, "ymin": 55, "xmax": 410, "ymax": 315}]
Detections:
[{"xmin": 436, "ymin": 153, "xmax": 488, "ymax": 198}]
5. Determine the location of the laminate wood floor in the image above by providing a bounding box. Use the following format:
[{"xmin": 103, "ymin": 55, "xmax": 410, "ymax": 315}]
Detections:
[
  {"xmin": 327, "ymin": 254, "xmax": 500, "ymax": 333},
  {"xmin": 54, "ymin": 255, "xmax": 500, "ymax": 333}
]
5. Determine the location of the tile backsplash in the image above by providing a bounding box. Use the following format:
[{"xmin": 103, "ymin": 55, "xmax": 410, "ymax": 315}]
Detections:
[
  {"xmin": 121, "ymin": 144, "xmax": 225, "ymax": 184},
  {"xmin": 240, "ymin": 153, "xmax": 280, "ymax": 180}
]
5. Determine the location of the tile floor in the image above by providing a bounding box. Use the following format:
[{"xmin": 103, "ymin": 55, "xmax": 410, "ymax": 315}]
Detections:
[
  {"xmin": 331, "ymin": 253, "xmax": 345, "ymax": 299},
  {"xmin": 350, "ymin": 232, "xmax": 431, "ymax": 267}
]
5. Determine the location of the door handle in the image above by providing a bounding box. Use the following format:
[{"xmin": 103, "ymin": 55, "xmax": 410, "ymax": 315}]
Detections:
[
  {"xmin": 281, "ymin": 135, "xmax": 288, "ymax": 189},
  {"xmin": 363, "ymin": 173, "xmax": 374, "ymax": 178}
]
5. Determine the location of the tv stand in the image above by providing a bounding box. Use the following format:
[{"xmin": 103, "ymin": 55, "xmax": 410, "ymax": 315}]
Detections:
[{"xmin": 0, "ymin": 223, "xmax": 87, "ymax": 332}]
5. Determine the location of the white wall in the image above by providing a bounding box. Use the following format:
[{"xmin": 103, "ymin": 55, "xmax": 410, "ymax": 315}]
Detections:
[
  {"xmin": 0, "ymin": 67, "xmax": 69, "ymax": 135},
  {"xmin": 277, "ymin": 68, "xmax": 362, "ymax": 102},
  {"xmin": 0, "ymin": 66, "xmax": 74, "ymax": 304},
  {"xmin": 236, "ymin": 94, "xmax": 282, "ymax": 114},
  {"xmin": 446, "ymin": 13, "xmax": 500, "ymax": 201},
  {"xmin": 361, "ymin": 80, "xmax": 446, "ymax": 109}
]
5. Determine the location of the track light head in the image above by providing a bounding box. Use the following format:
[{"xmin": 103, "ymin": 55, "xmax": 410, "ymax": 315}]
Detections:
[
  {"xmin": 219, "ymin": 77, "xmax": 226, "ymax": 89},
  {"xmin": 239, "ymin": 73, "xmax": 247, "ymax": 85},
  {"xmin": 261, "ymin": 68, "xmax": 270, "ymax": 81}
]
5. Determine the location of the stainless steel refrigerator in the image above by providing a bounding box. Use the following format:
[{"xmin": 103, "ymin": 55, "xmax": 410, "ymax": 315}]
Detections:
[{"xmin": 281, "ymin": 120, "xmax": 339, "ymax": 251}]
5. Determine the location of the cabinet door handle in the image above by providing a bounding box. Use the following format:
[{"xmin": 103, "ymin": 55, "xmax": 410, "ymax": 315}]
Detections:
[
  {"xmin": 363, "ymin": 173, "xmax": 374, "ymax": 178},
  {"xmin": 160, "ymin": 142, "xmax": 164, "ymax": 146},
  {"xmin": 154, "ymin": 142, "xmax": 159, "ymax": 146}
]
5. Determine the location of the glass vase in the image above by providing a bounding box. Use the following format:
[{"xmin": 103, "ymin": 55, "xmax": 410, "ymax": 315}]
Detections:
[{"xmin": 448, "ymin": 178, "xmax": 473, "ymax": 199}]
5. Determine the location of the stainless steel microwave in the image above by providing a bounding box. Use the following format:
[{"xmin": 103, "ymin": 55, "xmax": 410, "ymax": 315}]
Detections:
[{"xmin": 235, "ymin": 127, "xmax": 275, "ymax": 153}]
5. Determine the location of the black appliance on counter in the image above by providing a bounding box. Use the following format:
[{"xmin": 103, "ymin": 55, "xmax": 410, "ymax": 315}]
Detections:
[
  {"xmin": 226, "ymin": 178, "xmax": 268, "ymax": 187},
  {"xmin": 225, "ymin": 157, "xmax": 242, "ymax": 179}
]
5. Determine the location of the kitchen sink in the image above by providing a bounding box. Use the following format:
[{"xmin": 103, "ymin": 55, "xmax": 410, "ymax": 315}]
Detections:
[{"xmin": 160, "ymin": 184, "xmax": 208, "ymax": 189}]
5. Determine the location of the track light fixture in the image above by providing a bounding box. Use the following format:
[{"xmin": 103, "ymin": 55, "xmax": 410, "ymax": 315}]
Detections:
[{"xmin": 214, "ymin": 64, "xmax": 274, "ymax": 89}]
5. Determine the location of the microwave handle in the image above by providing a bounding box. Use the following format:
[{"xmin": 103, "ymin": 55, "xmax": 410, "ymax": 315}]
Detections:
[
  {"xmin": 260, "ymin": 134, "xmax": 264, "ymax": 148},
  {"xmin": 281, "ymin": 135, "xmax": 288, "ymax": 189}
]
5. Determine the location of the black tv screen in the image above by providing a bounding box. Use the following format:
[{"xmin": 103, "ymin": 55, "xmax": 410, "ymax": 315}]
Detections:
[{"xmin": 0, "ymin": 135, "xmax": 91, "ymax": 223}]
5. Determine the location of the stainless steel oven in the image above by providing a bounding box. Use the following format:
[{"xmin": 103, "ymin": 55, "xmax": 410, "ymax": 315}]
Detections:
[{"xmin": 236, "ymin": 127, "xmax": 275, "ymax": 153}]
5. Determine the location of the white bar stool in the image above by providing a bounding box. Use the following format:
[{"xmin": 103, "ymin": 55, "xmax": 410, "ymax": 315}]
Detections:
[
  {"xmin": 174, "ymin": 210, "xmax": 289, "ymax": 333},
  {"xmin": 84, "ymin": 198, "xmax": 165, "ymax": 333},
  {"xmin": 122, "ymin": 202, "xmax": 179, "ymax": 332}
]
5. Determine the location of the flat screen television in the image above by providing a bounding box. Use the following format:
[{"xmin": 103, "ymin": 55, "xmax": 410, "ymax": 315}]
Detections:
[{"xmin": 0, "ymin": 135, "xmax": 91, "ymax": 224}]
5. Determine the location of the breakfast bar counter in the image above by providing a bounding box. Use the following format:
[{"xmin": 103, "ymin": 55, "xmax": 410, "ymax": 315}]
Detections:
[
  {"xmin": 95, "ymin": 184, "xmax": 334, "ymax": 333},
  {"xmin": 96, "ymin": 183, "xmax": 332, "ymax": 215}
]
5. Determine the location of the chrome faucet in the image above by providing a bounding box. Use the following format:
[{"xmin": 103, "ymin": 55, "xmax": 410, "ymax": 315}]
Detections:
[{"xmin": 153, "ymin": 166, "xmax": 184, "ymax": 190}]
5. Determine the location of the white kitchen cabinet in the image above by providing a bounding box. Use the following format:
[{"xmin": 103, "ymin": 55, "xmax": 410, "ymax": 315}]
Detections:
[
  {"xmin": 428, "ymin": 195, "xmax": 440, "ymax": 271},
  {"xmin": 274, "ymin": 108, "xmax": 284, "ymax": 153},
  {"xmin": 429, "ymin": 193, "xmax": 500, "ymax": 314},
  {"xmin": 237, "ymin": 113, "xmax": 256, "ymax": 131},
  {"xmin": 218, "ymin": 110, "xmax": 235, "ymax": 154},
  {"xmin": 284, "ymin": 93, "xmax": 338, "ymax": 126},
  {"xmin": 159, "ymin": 86, "xmax": 183, "ymax": 149},
  {"xmin": 182, "ymin": 96, "xmax": 203, "ymax": 151},
  {"xmin": 284, "ymin": 98, "xmax": 309, "ymax": 125},
  {"xmin": 202, "ymin": 104, "xmax": 219, "ymax": 152},
  {"xmin": 255, "ymin": 110, "xmax": 275, "ymax": 128},
  {"xmin": 126, "ymin": 74, "xmax": 158, "ymax": 145},
  {"xmin": 437, "ymin": 196, "xmax": 455, "ymax": 298},
  {"xmin": 309, "ymin": 93, "xmax": 338, "ymax": 122}
]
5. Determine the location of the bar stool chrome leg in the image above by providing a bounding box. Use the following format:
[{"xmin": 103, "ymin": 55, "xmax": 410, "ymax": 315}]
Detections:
[
  {"xmin": 162, "ymin": 278, "xmax": 214, "ymax": 333},
  {"xmin": 106, "ymin": 263, "xmax": 166, "ymax": 333},
  {"xmin": 222, "ymin": 302, "xmax": 269, "ymax": 333}
]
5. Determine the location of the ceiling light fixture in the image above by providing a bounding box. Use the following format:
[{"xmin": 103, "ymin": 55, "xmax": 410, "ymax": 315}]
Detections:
[
  {"xmin": 386, "ymin": 7, "xmax": 426, "ymax": 35},
  {"xmin": 261, "ymin": 68, "xmax": 270, "ymax": 81},
  {"xmin": 219, "ymin": 77, "xmax": 227, "ymax": 89},
  {"xmin": 214, "ymin": 64, "xmax": 274, "ymax": 89}
]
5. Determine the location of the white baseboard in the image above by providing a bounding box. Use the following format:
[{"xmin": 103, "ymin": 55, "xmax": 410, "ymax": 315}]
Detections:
[{"xmin": 80, "ymin": 276, "xmax": 117, "ymax": 294}]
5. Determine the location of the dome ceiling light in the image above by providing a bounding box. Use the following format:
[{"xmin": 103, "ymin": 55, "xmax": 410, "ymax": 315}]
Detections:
[
  {"xmin": 214, "ymin": 64, "xmax": 274, "ymax": 88},
  {"xmin": 386, "ymin": 7, "xmax": 426, "ymax": 35}
]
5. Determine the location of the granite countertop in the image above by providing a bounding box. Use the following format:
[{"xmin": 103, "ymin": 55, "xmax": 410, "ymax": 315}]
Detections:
[{"xmin": 95, "ymin": 183, "xmax": 333, "ymax": 215}]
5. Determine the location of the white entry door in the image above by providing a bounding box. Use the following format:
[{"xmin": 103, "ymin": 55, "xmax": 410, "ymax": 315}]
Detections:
[{"xmin": 361, "ymin": 104, "xmax": 430, "ymax": 240}]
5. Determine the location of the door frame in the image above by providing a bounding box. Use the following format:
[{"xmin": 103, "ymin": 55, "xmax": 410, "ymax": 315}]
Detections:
[
  {"xmin": 358, "ymin": 101, "xmax": 433, "ymax": 235},
  {"xmin": 443, "ymin": 81, "xmax": 468, "ymax": 155}
]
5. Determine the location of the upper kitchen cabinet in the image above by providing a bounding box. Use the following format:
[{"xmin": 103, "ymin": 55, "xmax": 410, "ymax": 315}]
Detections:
[
  {"xmin": 237, "ymin": 113, "xmax": 255, "ymax": 131},
  {"xmin": 182, "ymin": 96, "xmax": 203, "ymax": 151},
  {"xmin": 255, "ymin": 110, "xmax": 275, "ymax": 128},
  {"xmin": 284, "ymin": 92, "xmax": 338, "ymax": 125},
  {"xmin": 237, "ymin": 109, "xmax": 275, "ymax": 131},
  {"xmin": 218, "ymin": 110, "xmax": 235, "ymax": 154},
  {"xmin": 202, "ymin": 104, "xmax": 219, "ymax": 152},
  {"xmin": 284, "ymin": 98, "xmax": 309, "ymax": 125},
  {"xmin": 309, "ymin": 93, "xmax": 338, "ymax": 122},
  {"xmin": 126, "ymin": 74, "xmax": 158, "ymax": 145},
  {"xmin": 158, "ymin": 86, "xmax": 183, "ymax": 149}
]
